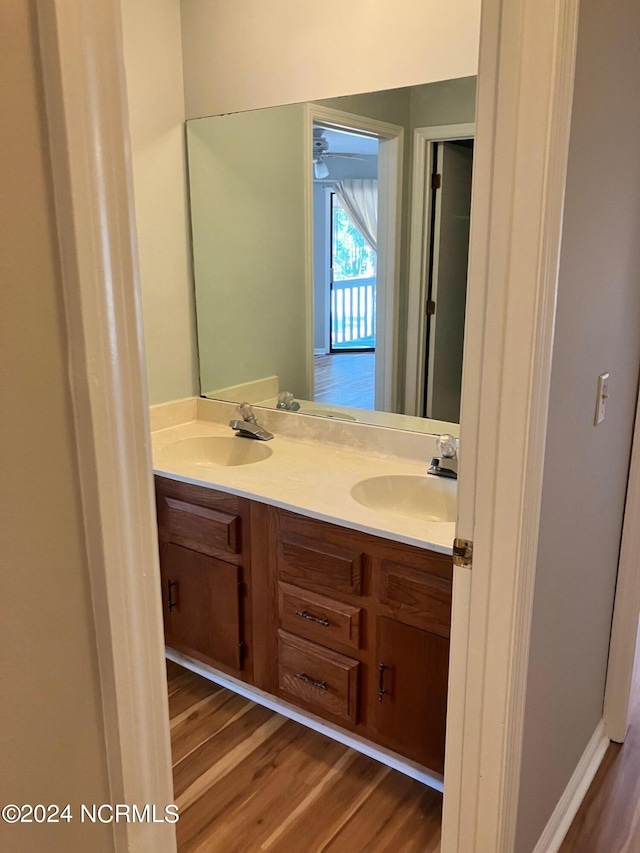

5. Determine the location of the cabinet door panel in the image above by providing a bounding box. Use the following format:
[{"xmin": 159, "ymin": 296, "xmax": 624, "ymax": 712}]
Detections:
[
  {"xmin": 160, "ymin": 542, "xmax": 242, "ymax": 671},
  {"xmin": 375, "ymin": 618, "xmax": 449, "ymax": 773}
]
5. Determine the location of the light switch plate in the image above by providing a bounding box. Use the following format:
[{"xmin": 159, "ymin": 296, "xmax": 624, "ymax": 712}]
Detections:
[{"xmin": 595, "ymin": 372, "xmax": 609, "ymax": 425}]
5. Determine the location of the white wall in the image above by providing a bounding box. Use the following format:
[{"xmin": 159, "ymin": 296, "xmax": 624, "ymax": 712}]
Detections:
[
  {"xmin": 180, "ymin": 0, "xmax": 480, "ymax": 119},
  {"xmin": 1, "ymin": 5, "xmax": 113, "ymax": 850},
  {"xmin": 515, "ymin": 1, "xmax": 640, "ymax": 849},
  {"xmin": 121, "ymin": 0, "xmax": 199, "ymax": 404}
]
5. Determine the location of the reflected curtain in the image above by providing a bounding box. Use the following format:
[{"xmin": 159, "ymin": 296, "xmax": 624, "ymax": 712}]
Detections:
[{"xmin": 333, "ymin": 179, "xmax": 378, "ymax": 252}]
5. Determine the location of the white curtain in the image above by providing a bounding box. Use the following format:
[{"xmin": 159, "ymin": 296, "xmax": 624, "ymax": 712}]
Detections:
[{"xmin": 333, "ymin": 179, "xmax": 378, "ymax": 252}]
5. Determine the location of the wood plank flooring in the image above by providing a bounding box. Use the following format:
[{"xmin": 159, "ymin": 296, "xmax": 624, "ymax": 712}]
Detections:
[
  {"xmin": 560, "ymin": 626, "xmax": 640, "ymax": 852},
  {"xmin": 314, "ymin": 353, "xmax": 374, "ymax": 410},
  {"xmin": 167, "ymin": 660, "xmax": 442, "ymax": 852}
]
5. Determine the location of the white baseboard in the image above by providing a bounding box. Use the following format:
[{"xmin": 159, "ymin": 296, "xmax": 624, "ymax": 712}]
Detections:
[
  {"xmin": 166, "ymin": 648, "xmax": 444, "ymax": 793},
  {"xmin": 314, "ymin": 347, "xmax": 327, "ymax": 356},
  {"xmin": 532, "ymin": 719, "xmax": 609, "ymax": 853}
]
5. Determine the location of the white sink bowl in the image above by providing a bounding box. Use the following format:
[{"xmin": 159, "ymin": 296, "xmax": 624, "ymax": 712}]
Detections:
[
  {"xmin": 155, "ymin": 435, "xmax": 273, "ymax": 469},
  {"xmin": 351, "ymin": 474, "xmax": 456, "ymax": 523}
]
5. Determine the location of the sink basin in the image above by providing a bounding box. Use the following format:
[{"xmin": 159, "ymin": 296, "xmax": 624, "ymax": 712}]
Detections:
[
  {"xmin": 155, "ymin": 435, "xmax": 273, "ymax": 468},
  {"xmin": 351, "ymin": 474, "xmax": 456, "ymax": 523}
]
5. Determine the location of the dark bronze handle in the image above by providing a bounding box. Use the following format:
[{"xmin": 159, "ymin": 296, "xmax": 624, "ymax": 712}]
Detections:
[
  {"xmin": 378, "ymin": 663, "xmax": 388, "ymax": 703},
  {"xmin": 295, "ymin": 672, "xmax": 327, "ymax": 691},
  {"xmin": 167, "ymin": 579, "xmax": 177, "ymax": 612},
  {"xmin": 295, "ymin": 609, "xmax": 330, "ymax": 627}
]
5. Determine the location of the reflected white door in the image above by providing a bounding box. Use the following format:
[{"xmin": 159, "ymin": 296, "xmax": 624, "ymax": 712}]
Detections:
[{"xmin": 425, "ymin": 141, "xmax": 474, "ymax": 423}]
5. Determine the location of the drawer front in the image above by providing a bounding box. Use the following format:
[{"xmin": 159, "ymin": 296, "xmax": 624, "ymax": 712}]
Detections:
[
  {"xmin": 278, "ymin": 533, "xmax": 363, "ymax": 596},
  {"xmin": 278, "ymin": 583, "xmax": 362, "ymax": 653},
  {"xmin": 278, "ymin": 630, "xmax": 359, "ymax": 723},
  {"xmin": 161, "ymin": 496, "xmax": 240, "ymax": 554},
  {"xmin": 377, "ymin": 560, "xmax": 452, "ymax": 638}
]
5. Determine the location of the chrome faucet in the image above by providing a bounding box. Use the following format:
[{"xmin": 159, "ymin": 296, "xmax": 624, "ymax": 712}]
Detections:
[
  {"xmin": 276, "ymin": 391, "xmax": 301, "ymax": 411},
  {"xmin": 428, "ymin": 434, "xmax": 458, "ymax": 479},
  {"xmin": 229, "ymin": 402, "xmax": 274, "ymax": 441}
]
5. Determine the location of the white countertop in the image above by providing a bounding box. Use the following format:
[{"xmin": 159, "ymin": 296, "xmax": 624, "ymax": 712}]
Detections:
[{"xmin": 152, "ymin": 418, "xmax": 455, "ymax": 554}]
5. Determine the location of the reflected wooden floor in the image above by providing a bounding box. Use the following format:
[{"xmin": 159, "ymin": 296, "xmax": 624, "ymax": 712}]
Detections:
[
  {"xmin": 167, "ymin": 660, "xmax": 442, "ymax": 852},
  {"xmin": 560, "ymin": 625, "xmax": 640, "ymax": 851},
  {"xmin": 314, "ymin": 353, "xmax": 374, "ymax": 410}
]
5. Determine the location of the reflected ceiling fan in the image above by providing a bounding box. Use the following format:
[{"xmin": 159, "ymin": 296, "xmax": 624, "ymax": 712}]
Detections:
[{"xmin": 313, "ymin": 128, "xmax": 368, "ymax": 179}]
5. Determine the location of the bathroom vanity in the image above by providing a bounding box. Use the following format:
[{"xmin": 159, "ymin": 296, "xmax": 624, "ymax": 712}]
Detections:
[{"xmin": 152, "ymin": 401, "xmax": 456, "ymax": 778}]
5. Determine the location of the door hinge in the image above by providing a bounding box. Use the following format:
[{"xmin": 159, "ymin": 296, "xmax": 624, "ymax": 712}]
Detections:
[
  {"xmin": 453, "ymin": 538, "xmax": 473, "ymax": 569},
  {"xmin": 432, "ymin": 172, "xmax": 442, "ymax": 190},
  {"xmin": 426, "ymin": 299, "xmax": 436, "ymax": 316}
]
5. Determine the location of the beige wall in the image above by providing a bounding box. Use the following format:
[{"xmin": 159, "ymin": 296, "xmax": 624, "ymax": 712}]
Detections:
[
  {"xmin": 121, "ymin": 0, "xmax": 199, "ymax": 405},
  {"xmin": 188, "ymin": 105, "xmax": 310, "ymax": 399},
  {"xmin": 0, "ymin": 4, "xmax": 112, "ymax": 851},
  {"xmin": 515, "ymin": 1, "xmax": 640, "ymax": 849},
  {"xmin": 180, "ymin": 0, "xmax": 480, "ymax": 119}
]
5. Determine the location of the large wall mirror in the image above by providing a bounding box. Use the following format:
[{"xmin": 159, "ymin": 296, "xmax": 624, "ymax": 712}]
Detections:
[{"xmin": 187, "ymin": 76, "xmax": 476, "ymax": 434}]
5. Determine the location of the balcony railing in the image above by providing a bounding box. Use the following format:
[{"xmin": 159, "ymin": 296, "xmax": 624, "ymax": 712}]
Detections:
[{"xmin": 331, "ymin": 276, "xmax": 376, "ymax": 351}]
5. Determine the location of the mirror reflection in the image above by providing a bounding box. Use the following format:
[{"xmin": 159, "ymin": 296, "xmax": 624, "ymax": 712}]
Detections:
[{"xmin": 187, "ymin": 77, "xmax": 476, "ymax": 433}]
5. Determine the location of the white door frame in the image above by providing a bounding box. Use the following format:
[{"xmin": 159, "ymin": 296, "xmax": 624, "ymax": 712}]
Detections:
[
  {"xmin": 305, "ymin": 104, "xmax": 404, "ymax": 412},
  {"xmin": 36, "ymin": 2, "xmax": 176, "ymax": 851},
  {"xmin": 443, "ymin": 0, "xmax": 581, "ymax": 849},
  {"xmin": 36, "ymin": 0, "xmax": 586, "ymax": 852},
  {"xmin": 404, "ymin": 123, "xmax": 475, "ymax": 418}
]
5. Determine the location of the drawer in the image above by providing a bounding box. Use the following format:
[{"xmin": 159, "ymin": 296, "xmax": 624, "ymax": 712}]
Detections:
[
  {"xmin": 160, "ymin": 496, "xmax": 240, "ymax": 554},
  {"xmin": 277, "ymin": 630, "xmax": 359, "ymax": 723},
  {"xmin": 377, "ymin": 559, "xmax": 452, "ymax": 638},
  {"xmin": 278, "ymin": 583, "xmax": 362, "ymax": 653},
  {"xmin": 278, "ymin": 532, "xmax": 363, "ymax": 596}
]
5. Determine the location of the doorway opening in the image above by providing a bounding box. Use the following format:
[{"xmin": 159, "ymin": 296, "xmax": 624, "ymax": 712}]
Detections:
[
  {"xmin": 404, "ymin": 123, "xmax": 475, "ymax": 422},
  {"xmin": 423, "ymin": 139, "xmax": 474, "ymax": 423},
  {"xmin": 312, "ymin": 124, "xmax": 379, "ymax": 411},
  {"xmin": 307, "ymin": 106, "xmax": 403, "ymax": 415}
]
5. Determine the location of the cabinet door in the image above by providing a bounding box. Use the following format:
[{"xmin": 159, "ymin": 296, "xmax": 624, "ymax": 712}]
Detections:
[
  {"xmin": 160, "ymin": 542, "xmax": 242, "ymax": 671},
  {"xmin": 374, "ymin": 617, "xmax": 449, "ymax": 773}
]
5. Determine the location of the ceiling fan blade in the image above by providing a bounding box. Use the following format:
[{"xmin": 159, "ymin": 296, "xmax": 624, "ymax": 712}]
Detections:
[{"xmin": 326, "ymin": 153, "xmax": 368, "ymax": 162}]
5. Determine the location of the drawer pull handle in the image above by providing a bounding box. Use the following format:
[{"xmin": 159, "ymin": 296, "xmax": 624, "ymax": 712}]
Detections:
[
  {"xmin": 167, "ymin": 579, "xmax": 178, "ymax": 612},
  {"xmin": 378, "ymin": 663, "xmax": 388, "ymax": 703},
  {"xmin": 295, "ymin": 672, "xmax": 328, "ymax": 691},
  {"xmin": 295, "ymin": 609, "xmax": 330, "ymax": 627}
]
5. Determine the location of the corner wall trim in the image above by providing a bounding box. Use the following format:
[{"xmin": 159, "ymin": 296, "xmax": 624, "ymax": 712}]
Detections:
[{"xmin": 532, "ymin": 720, "xmax": 609, "ymax": 853}]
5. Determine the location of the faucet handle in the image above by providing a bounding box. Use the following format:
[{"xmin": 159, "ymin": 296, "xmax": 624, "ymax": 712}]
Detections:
[
  {"xmin": 236, "ymin": 402, "xmax": 257, "ymax": 423},
  {"xmin": 277, "ymin": 391, "xmax": 295, "ymax": 410},
  {"xmin": 436, "ymin": 434, "xmax": 458, "ymax": 459}
]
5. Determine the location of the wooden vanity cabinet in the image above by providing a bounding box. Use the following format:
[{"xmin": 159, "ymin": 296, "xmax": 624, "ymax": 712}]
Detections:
[
  {"xmin": 155, "ymin": 476, "xmax": 452, "ymax": 775},
  {"xmin": 155, "ymin": 477, "xmax": 255, "ymax": 679},
  {"xmin": 271, "ymin": 508, "xmax": 452, "ymax": 773}
]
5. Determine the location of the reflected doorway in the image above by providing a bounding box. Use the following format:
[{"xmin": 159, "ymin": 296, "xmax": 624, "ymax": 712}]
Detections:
[
  {"xmin": 312, "ymin": 123, "xmax": 379, "ymax": 411},
  {"xmin": 423, "ymin": 139, "xmax": 474, "ymax": 423}
]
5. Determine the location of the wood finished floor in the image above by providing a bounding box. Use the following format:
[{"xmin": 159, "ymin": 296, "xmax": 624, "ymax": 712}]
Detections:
[
  {"xmin": 167, "ymin": 660, "xmax": 442, "ymax": 852},
  {"xmin": 560, "ymin": 626, "xmax": 640, "ymax": 852},
  {"xmin": 314, "ymin": 353, "xmax": 375, "ymax": 411}
]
